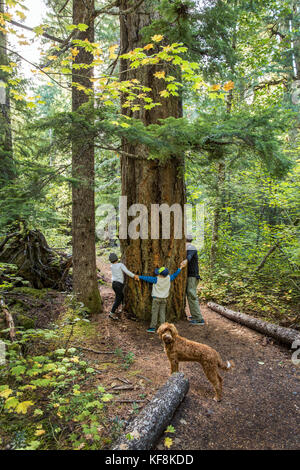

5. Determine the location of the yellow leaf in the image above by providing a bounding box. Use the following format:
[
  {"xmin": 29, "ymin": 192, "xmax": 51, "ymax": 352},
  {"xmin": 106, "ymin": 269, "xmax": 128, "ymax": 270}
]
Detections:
[
  {"xmin": 164, "ymin": 437, "xmax": 173, "ymax": 449},
  {"xmin": 154, "ymin": 71, "xmax": 165, "ymax": 79},
  {"xmin": 144, "ymin": 43, "xmax": 154, "ymax": 51},
  {"xmin": 151, "ymin": 34, "xmax": 164, "ymax": 42},
  {"xmin": 16, "ymin": 10, "xmax": 26, "ymax": 20},
  {"xmin": 223, "ymin": 80, "xmax": 234, "ymax": 91},
  {"xmin": 15, "ymin": 401, "xmax": 34, "ymax": 414},
  {"xmin": 35, "ymin": 429, "xmax": 45, "ymax": 436},
  {"xmin": 160, "ymin": 90, "xmax": 169, "ymax": 97},
  {"xmin": 0, "ymin": 388, "xmax": 13, "ymax": 399},
  {"xmin": 211, "ymin": 84, "xmax": 221, "ymax": 91},
  {"xmin": 109, "ymin": 44, "xmax": 118, "ymax": 59}
]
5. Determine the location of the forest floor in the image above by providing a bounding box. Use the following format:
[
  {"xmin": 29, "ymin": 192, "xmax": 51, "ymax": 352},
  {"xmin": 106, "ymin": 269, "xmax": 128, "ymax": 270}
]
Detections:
[{"xmin": 93, "ymin": 258, "xmax": 300, "ymax": 450}]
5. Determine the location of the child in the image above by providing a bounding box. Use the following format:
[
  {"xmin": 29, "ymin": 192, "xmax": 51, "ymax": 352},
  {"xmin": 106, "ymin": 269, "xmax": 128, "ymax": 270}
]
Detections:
[
  {"xmin": 108, "ymin": 253, "xmax": 138, "ymax": 320},
  {"xmin": 139, "ymin": 261, "xmax": 187, "ymax": 332}
]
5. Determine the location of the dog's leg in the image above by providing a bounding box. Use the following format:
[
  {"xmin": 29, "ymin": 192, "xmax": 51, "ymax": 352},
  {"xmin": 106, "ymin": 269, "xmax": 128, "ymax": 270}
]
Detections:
[
  {"xmin": 170, "ymin": 360, "xmax": 179, "ymax": 374},
  {"xmin": 203, "ymin": 367, "xmax": 223, "ymax": 401},
  {"xmin": 217, "ymin": 373, "xmax": 223, "ymax": 399}
]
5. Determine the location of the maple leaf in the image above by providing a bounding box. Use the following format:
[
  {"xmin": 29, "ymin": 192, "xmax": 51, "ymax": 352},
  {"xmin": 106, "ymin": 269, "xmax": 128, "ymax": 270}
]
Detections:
[
  {"xmin": 164, "ymin": 437, "xmax": 173, "ymax": 449},
  {"xmin": 15, "ymin": 401, "xmax": 34, "ymax": 414},
  {"xmin": 160, "ymin": 90, "xmax": 170, "ymax": 98},
  {"xmin": 0, "ymin": 387, "xmax": 13, "ymax": 399},
  {"xmin": 109, "ymin": 44, "xmax": 118, "ymax": 59},
  {"xmin": 154, "ymin": 71, "xmax": 166, "ymax": 79},
  {"xmin": 144, "ymin": 43, "xmax": 154, "ymax": 51},
  {"xmin": 223, "ymin": 80, "xmax": 234, "ymax": 91},
  {"xmin": 151, "ymin": 34, "xmax": 164, "ymax": 42}
]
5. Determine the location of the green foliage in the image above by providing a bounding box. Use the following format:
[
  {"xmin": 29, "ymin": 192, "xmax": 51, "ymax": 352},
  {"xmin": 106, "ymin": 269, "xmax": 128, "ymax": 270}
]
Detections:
[{"xmin": 0, "ymin": 329, "xmax": 119, "ymax": 450}]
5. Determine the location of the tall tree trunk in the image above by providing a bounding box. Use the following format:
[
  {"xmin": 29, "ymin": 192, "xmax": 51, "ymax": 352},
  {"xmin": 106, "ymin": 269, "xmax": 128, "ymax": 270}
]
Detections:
[
  {"xmin": 0, "ymin": 0, "xmax": 15, "ymax": 184},
  {"xmin": 72, "ymin": 0, "xmax": 102, "ymax": 313},
  {"xmin": 210, "ymin": 159, "xmax": 225, "ymax": 271},
  {"xmin": 119, "ymin": 1, "xmax": 186, "ymax": 320},
  {"xmin": 210, "ymin": 84, "xmax": 233, "ymax": 271}
]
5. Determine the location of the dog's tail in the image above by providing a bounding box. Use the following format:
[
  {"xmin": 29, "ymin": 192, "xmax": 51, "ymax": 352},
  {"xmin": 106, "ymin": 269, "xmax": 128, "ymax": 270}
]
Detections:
[{"xmin": 218, "ymin": 357, "xmax": 235, "ymax": 371}]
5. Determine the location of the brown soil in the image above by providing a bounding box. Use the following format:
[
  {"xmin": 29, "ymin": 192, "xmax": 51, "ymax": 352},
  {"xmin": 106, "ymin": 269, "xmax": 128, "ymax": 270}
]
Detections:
[{"xmin": 93, "ymin": 259, "xmax": 300, "ymax": 450}]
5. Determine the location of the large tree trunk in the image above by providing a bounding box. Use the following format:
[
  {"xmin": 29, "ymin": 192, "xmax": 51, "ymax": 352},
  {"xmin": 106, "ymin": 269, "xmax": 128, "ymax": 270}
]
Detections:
[
  {"xmin": 72, "ymin": 0, "xmax": 102, "ymax": 313},
  {"xmin": 210, "ymin": 159, "xmax": 225, "ymax": 270},
  {"xmin": 119, "ymin": 1, "xmax": 186, "ymax": 321},
  {"xmin": 0, "ymin": 0, "xmax": 15, "ymax": 184}
]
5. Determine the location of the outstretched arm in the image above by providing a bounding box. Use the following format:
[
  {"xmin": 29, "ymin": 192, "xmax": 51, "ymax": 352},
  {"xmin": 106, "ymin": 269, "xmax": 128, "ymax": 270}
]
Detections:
[
  {"xmin": 120, "ymin": 263, "xmax": 135, "ymax": 278},
  {"xmin": 170, "ymin": 268, "xmax": 181, "ymax": 282},
  {"xmin": 139, "ymin": 275, "xmax": 157, "ymax": 284}
]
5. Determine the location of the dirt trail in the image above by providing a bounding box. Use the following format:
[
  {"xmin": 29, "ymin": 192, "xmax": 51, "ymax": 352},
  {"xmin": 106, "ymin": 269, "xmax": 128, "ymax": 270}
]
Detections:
[{"xmin": 97, "ymin": 259, "xmax": 300, "ymax": 450}]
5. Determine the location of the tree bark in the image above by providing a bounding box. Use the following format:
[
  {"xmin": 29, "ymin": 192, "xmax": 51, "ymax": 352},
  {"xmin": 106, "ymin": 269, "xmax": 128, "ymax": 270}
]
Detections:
[
  {"xmin": 119, "ymin": 1, "xmax": 186, "ymax": 321},
  {"xmin": 0, "ymin": 0, "xmax": 15, "ymax": 184},
  {"xmin": 72, "ymin": 0, "xmax": 102, "ymax": 313},
  {"xmin": 113, "ymin": 372, "xmax": 189, "ymax": 450},
  {"xmin": 207, "ymin": 302, "xmax": 300, "ymax": 346},
  {"xmin": 210, "ymin": 159, "xmax": 225, "ymax": 271}
]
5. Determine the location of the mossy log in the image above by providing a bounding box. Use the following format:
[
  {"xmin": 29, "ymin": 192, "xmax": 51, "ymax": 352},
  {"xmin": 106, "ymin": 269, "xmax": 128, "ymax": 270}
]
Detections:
[
  {"xmin": 207, "ymin": 302, "xmax": 300, "ymax": 347},
  {"xmin": 0, "ymin": 229, "xmax": 72, "ymax": 290},
  {"xmin": 113, "ymin": 372, "xmax": 189, "ymax": 450}
]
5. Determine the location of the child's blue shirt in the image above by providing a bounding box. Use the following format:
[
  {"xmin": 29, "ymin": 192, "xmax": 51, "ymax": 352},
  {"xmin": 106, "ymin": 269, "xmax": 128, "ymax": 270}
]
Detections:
[{"xmin": 139, "ymin": 268, "xmax": 181, "ymax": 284}]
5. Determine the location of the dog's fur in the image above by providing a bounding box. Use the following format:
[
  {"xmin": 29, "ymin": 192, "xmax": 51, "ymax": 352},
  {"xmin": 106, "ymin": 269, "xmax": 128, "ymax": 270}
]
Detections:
[{"xmin": 157, "ymin": 322, "xmax": 234, "ymax": 401}]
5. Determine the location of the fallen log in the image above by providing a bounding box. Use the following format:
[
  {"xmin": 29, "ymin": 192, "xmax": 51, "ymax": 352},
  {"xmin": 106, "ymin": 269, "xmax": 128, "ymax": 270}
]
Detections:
[
  {"xmin": 207, "ymin": 302, "xmax": 300, "ymax": 347},
  {"xmin": 113, "ymin": 372, "xmax": 189, "ymax": 450}
]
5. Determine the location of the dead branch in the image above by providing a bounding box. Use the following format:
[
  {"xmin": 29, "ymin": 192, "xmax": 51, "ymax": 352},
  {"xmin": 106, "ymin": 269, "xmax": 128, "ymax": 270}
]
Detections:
[
  {"xmin": 8, "ymin": 19, "xmax": 65, "ymax": 44},
  {"xmin": 255, "ymin": 241, "xmax": 280, "ymax": 272},
  {"xmin": 0, "ymin": 298, "xmax": 16, "ymax": 341},
  {"xmin": 76, "ymin": 345, "xmax": 114, "ymax": 354}
]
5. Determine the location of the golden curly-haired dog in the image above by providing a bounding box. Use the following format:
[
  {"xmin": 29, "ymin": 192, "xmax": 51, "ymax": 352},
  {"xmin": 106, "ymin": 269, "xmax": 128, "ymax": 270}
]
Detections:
[{"xmin": 157, "ymin": 322, "xmax": 234, "ymax": 401}]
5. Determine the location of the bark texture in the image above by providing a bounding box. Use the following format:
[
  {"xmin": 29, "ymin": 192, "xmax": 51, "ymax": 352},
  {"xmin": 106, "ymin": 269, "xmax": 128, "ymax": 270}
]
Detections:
[
  {"xmin": 113, "ymin": 372, "xmax": 189, "ymax": 450},
  {"xmin": 0, "ymin": 0, "xmax": 15, "ymax": 184},
  {"xmin": 208, "ymin": 302, "xmax": 300, "ymax": 346},
  {"xmin": 119, "ymin": 1, "xmax": 186, "ymax": 321},
  {"xmin": 72, "ymin": 0, "xmax": 102, "ymax": 313},
  {"xmin": 210, "ymin": 160, "xmax": 225, "ymax": 270}
]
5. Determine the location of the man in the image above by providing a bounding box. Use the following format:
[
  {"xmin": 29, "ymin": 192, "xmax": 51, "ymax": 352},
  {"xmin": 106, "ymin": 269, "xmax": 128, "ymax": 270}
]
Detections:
[{"xmin": 184, "ymin": 234, "xmax": 205, "ymax": 325}]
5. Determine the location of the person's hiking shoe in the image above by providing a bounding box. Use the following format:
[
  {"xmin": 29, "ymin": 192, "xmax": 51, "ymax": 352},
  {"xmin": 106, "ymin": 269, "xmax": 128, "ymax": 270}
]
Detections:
[
  {"xmin": 189, "ymin": 319, "xmax": 205, "ymax": 325},
  {"xmin": 147, "ymin": 328, "xmax": 156, "ymax": 333},
  {"xmin": 109, "ymin": 312, "xmax": 119, "ymax": 321}
]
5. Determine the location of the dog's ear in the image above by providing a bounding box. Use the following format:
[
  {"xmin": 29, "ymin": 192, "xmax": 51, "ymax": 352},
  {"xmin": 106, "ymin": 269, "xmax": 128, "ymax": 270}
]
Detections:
[
  {"xmin": 157, "ymin": 324, "xmax": 165, "ymax": 338},
  {"xmin": 168, "ymin": 323, "xmax": 178, "ymax": 337}
]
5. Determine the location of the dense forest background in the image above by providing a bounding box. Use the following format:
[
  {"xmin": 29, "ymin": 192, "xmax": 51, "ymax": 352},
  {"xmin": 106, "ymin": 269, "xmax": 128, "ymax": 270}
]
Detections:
[
  {"xmin": 1, "ymin": 0, "xmax": 299, "ymax": 322},
  {"xmin": 0, "ymin": 0, "xmax": 299, "ymax": 451}
]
